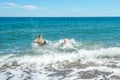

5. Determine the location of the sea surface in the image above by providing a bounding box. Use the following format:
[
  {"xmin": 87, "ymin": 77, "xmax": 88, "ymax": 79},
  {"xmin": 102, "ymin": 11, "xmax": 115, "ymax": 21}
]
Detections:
[{"xmin": 0, "ymin": 17, "xmax": 120, "ymax": 80}]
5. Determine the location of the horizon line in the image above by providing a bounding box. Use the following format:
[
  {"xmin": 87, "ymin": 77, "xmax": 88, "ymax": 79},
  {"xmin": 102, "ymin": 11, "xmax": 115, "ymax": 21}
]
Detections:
[{"xmin": 1, "ymin": 16, "xmax": 120, "ymax": 18}]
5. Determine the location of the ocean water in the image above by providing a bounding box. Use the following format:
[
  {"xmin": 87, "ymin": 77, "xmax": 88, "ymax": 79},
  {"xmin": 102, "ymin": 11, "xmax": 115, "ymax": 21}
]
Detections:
[{"xmin": 0, "ymin": 17, "xmax": 120, "ymax": 80}]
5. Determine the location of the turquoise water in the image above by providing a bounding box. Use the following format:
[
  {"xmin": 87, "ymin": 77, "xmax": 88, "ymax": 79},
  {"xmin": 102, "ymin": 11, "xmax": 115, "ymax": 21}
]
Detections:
[
  {"xmin": 0, "ymin": 17, "xmax": 120, "ymax": 54},
  {"xmin": 0, "ymin": 17, "xmax": 120, "ymax": 80}
]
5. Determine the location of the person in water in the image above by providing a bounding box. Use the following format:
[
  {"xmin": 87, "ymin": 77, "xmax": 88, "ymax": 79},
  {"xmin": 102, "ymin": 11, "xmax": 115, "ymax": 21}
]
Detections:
[
  {"xmin": 34, "ymin": 34, "xmax": 46, "ymax": 46},
  {"xmin": 64, "ymin": 38, "xmax": 67, "ymax": 44}
]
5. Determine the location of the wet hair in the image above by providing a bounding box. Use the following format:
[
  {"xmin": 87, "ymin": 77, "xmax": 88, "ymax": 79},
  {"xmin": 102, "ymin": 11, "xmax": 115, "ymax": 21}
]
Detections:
[{"xmin": 38, "ymin": 34, "xmax": 42, "ymax": 38}]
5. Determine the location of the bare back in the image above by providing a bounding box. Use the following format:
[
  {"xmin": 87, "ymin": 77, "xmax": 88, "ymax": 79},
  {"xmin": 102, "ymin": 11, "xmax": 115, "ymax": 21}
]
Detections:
[{"xmin": 34, "ymin": 38, "xmax": 45, "ymax": 46}]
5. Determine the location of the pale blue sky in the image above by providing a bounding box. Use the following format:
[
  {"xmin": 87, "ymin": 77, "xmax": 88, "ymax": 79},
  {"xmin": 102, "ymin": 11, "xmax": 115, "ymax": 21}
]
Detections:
[{"xmin": 0, "ymin": 0, "xmax": 120, "ymax": 17}]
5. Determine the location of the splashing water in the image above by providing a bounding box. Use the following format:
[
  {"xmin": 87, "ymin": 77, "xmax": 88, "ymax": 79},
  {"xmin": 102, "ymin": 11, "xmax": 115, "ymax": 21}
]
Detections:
[
  {"xmin": 0, "ymin": 17, "xmax": 120, "ymax": 80},
  {"xmin": 0, "ymin": 39, "xmax": 120, "ymax": 80}
]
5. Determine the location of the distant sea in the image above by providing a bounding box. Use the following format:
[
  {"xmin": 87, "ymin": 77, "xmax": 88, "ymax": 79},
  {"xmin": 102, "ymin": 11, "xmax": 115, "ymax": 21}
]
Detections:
[{"xmin": 0, "ymin": 17, "xmax": 120, "ymax": 80}]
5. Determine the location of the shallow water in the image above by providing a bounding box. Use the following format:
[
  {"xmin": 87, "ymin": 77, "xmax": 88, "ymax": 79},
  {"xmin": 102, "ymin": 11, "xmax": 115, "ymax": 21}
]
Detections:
[{"xmin": 0, "ymin": 17, "xmax": 120, "ymax": 80}]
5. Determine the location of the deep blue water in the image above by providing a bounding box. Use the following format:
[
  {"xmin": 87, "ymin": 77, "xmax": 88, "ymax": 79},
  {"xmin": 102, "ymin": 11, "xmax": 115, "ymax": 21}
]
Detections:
[{"xmin": 0, "ymin": 17, "xmax": 120, "ymax": 54}]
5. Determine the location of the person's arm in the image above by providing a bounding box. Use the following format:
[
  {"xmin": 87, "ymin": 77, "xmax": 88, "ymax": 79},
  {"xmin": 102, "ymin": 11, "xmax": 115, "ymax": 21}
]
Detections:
[{"xmin": 34, "ymin": 38, "xmax": 38, "ymax": 43}]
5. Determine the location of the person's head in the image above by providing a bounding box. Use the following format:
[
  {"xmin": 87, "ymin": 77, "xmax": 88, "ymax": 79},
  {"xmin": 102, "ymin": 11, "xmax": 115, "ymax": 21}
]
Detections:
[
  {"xmin": 38, "ymin": 34, "xmax": 42, "ymax": 39},
  {"xmin": 64, "ymin": 38, "xmax": 67, "ymax": 44}
]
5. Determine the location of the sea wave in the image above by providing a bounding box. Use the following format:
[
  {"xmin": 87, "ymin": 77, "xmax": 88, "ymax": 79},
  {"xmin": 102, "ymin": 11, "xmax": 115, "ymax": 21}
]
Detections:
[{"xmin": 0, "ymin": 39, "xmax": 120, "ymax": 80}]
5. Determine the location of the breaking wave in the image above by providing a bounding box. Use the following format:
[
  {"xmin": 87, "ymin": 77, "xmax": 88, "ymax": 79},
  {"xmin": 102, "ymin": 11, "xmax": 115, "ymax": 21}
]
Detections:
[{"xmin": 0, "ymin": 39, "xmax": 120, "ymax": 80}]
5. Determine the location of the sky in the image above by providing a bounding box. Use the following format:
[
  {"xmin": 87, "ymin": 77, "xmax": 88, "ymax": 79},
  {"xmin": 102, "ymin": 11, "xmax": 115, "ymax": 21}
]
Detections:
[{"xmin": 0, "ymin": 0, "xmax": 120, "ymax": 17}]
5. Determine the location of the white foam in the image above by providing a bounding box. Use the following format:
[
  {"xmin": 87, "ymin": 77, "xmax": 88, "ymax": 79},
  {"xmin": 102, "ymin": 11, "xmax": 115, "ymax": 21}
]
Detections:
[
  {"xmin": 0, "ymin": 39, "xmax": 120, "ymax": 80},
  {"xmin": 1, "ymin": 46, "xmax": 120, "ymax": 66}
]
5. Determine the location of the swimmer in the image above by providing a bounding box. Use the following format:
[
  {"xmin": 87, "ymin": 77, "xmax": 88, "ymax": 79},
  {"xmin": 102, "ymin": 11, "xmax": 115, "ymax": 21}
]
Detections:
[
  {"xmin": 64, "ymin": 38, "xmax": 68, "ymax": 44},
  {"xmin": 34, "ymin": 34, "xmax": 46, "ymax": 46}
]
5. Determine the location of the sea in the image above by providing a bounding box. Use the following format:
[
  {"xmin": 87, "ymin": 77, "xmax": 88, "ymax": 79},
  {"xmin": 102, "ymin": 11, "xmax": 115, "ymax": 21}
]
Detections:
[{"xmin": 0, "ymin": 17, "xmax": 120, "ymax": 80}]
